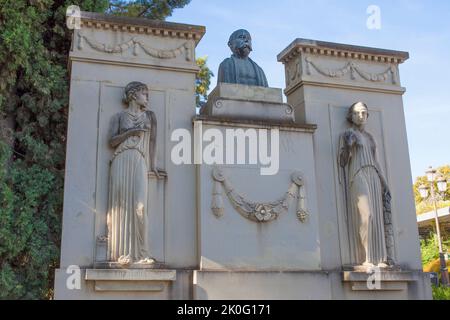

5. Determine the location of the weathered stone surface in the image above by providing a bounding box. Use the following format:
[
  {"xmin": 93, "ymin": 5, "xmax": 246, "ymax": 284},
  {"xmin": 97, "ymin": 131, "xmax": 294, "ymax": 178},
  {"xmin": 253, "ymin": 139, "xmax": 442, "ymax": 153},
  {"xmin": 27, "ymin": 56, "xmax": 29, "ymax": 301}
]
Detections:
[
  {"xmin": 194, "ymin": 270, "xmax": 432, "ymax": 300},
  {"xmin": 278, "ymin": 37, "xmax": 431, "ymax": 300},
  {"xmin": 55, "ymin": 12, "xmax": 204, "ymax": 299},
  {"xmin": 85, "ymin": 269, "xmax": 176, "ymax": 281},
  {"xmin": 195, "ymin": 118, "xmax": 321, "ymax": 271},
  {"xmin": 201, "ymin": 84, "xmax": 294, "ymax": 123},
  {"xmin": 208, "ymin": 83, "xmax": 283, "ymax": 103},
  {"xmin": 56, "ymin": 11, "xmax": 431, "ymax": 300}
]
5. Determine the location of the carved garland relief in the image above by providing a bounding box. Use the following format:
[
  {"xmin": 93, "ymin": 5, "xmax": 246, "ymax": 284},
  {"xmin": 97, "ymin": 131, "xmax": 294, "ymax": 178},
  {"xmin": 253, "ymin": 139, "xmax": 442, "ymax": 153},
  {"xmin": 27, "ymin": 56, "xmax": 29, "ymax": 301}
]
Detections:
[
  {"xmin": 305, "ymin": 56, "xmax": 398, "ymax": 84},
  {"xmin": 211, "ymin": 168, "xmax": 309, "ymax": 223},
  {"xmin": 286, "ymin": 55, "xmax": 399, "ymax": 87},
  {"xmin": 77, "ymin": 32, "xmax": 193, "ymax": 61}
]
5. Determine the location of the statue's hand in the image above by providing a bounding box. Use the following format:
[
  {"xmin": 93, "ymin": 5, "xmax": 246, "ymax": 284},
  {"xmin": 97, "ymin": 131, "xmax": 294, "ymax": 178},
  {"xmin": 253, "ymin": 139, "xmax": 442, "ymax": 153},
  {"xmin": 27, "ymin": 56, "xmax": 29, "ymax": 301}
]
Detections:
[
  {"xmin": 128, "ymin": 128, "xmax": 148, "ymax": 137},
  {"xmin": 152, "ymin": 168, "xmax": 160, "ymax": 179},
  {"xmin": 344, "ymin": 131, "xmax": 356, "ymax": 147}
]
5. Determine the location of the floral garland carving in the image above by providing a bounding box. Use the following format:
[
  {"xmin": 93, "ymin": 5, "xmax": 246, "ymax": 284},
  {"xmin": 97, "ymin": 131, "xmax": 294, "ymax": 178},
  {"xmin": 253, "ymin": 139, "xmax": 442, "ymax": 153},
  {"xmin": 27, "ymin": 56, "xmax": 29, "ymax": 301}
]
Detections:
[
  {"xmin": 211, "ymin": 168, "xmax": 309, "ymax": 223},
  {"xmin": 77, "ymin": 32, "xmax": 192, "ymax": 61},
  {"xmin": 305, "ymin": 57, "xmax": 397, "ymax": 84}
]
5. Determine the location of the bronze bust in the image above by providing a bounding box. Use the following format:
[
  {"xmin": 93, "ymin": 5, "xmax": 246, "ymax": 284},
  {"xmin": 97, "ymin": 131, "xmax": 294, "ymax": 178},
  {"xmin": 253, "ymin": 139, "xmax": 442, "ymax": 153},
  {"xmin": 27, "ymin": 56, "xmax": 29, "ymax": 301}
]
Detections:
[{"xmin": 217, "ymin": 29, "xmax": 268, "ymax": 87}]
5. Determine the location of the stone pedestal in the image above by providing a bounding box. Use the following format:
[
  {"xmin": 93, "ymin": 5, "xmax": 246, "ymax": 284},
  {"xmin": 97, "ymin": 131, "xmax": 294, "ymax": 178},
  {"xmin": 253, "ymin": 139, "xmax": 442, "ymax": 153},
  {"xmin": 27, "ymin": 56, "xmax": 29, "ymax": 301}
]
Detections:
[
  {"xmin": 85, "ymin": 269, "xmax": 176, "ymax": 292},
  {"xmin": 193, "ymin": 270, "xmax": 431, "ymax": 300},
  {"xmin": 340, "ymin": 271, "xmax": 431, "ymax": 299},
  {"xmin": 200, "ymin": 83, "xmax": 295, "ymax": 123}
]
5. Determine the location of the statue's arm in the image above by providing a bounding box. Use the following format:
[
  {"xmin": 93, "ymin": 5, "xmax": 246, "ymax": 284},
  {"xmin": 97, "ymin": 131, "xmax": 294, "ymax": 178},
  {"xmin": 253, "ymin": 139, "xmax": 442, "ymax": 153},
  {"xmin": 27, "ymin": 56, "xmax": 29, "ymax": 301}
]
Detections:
[
  {"xmin": 370, "ymin": 135, "xmax": 389, "ymax": 191},
  {"xmin": 109, "ymin": 114, "xmax": 144, "ymax": 148},
  {"xmin": 145, "ymin": 110, "xmax": 160, "ymax": 179},
  {"xmin": 339, "ymin": 130, "xmax": 354, "ymax": 167},
  {"xmin": 147, "ymin": 110, "xmax": 158, "ymax": 172},
  {"xmin": 109, "ymin": 114, "xmax": 122, "ymax": 148}
]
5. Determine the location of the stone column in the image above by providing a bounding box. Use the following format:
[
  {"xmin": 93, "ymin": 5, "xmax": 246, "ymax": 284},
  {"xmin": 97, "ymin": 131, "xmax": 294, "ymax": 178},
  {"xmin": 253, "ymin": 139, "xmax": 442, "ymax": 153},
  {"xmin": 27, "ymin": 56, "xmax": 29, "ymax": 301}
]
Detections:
[
  {"xmin": 278, "ymin": 39, "xmax": 431, "ymax": 299},
  {"xmin": 54, "ymin": 12, "xmax": 204, "ymax": 299}
]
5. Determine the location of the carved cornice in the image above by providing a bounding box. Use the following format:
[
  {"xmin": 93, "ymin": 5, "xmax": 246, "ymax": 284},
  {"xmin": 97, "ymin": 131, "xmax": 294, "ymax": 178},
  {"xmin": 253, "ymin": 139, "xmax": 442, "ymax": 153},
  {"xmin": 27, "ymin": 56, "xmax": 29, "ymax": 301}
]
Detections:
[
  {"xmin": 79, "ymin": 11, "xmax": 205, "ymax": 44},
  {"xmin": 278, "ymin": 38, "xmax": 409, "ymax": 65}
]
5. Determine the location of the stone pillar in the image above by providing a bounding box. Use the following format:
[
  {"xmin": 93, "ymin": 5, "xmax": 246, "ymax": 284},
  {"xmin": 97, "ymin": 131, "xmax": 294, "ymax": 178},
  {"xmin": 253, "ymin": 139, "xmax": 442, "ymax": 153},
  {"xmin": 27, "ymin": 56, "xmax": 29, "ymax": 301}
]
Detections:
[
  {"xmin": 193, "ymin": 83, "xmax": 325, "ymax": 299},
  {"xmin": 54, "ymin": 12, "xmax": 204, "ymax": 299},
  {"xmin": 278, "ymin": 39, "xmax": 431, "ymax": 299}
]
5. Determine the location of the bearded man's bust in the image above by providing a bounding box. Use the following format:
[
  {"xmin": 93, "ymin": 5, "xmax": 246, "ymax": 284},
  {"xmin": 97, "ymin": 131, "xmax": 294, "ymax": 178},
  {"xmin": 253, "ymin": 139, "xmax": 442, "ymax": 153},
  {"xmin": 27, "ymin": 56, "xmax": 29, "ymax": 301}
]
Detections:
[{"xmin": 217, "ymin": 29, "xmax": 268, "ymax": 87}]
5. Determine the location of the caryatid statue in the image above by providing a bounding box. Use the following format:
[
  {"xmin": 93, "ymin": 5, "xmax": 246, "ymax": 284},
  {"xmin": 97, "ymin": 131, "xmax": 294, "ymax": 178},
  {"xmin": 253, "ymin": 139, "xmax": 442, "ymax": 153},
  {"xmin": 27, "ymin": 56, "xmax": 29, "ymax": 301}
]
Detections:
[
  {"xmin": 218, "ymin": 29, "xmax": 268, "ymax": 87},
  {"xmin": 338, "ymin": 102, "xmax": 395, "ymax": 268},
  {"xmin": 106, "ymin": 81, "xmax": 159, "ymax": 266}
]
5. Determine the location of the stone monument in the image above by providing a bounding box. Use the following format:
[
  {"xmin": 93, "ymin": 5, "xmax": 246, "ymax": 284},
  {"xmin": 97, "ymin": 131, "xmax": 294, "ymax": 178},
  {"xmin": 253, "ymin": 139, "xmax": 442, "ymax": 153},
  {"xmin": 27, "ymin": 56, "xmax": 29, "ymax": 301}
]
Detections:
[
  {"xmin": 54, "ymin": 12, "xmax": 432, "ymax": 300},
  {"xmin": 278, "ymin": 39, "xmax": 431, "ymax": 298},
  {"xmin": 54, "ymin": 12, "xmax": 205, "ymax": 299}
]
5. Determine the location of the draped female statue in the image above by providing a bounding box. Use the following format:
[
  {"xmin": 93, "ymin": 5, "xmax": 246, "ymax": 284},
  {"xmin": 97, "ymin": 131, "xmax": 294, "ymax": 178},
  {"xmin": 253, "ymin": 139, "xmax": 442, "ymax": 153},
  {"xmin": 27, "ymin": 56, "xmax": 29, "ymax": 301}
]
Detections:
[
  {"xmin": 106, "ymin": 81, "xmax": 159, "ymax": 265},
  {"xmin": 339, "ymin": 102, "xmax": 394, "ymax": 268}
]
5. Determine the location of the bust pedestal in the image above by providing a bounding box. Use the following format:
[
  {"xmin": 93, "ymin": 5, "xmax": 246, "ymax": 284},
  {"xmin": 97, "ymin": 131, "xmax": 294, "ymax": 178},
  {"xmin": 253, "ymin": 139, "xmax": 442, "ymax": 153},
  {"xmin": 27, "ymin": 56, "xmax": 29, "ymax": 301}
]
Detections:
[
  {"xmin": 200, "ymin": 83, "xmax": 295, "ymax": 123},
  {"xmin": 194, "ymin": 83, "xmax": 321, "ymax": 299}
]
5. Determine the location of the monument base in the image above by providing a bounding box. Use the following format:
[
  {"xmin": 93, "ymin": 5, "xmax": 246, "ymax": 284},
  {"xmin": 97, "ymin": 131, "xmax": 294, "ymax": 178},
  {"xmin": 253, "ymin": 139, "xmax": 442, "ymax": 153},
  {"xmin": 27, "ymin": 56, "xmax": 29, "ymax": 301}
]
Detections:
[
  {"xmin": 54, "ymin": 268, "xmax": 192, "ymax": 299},
  {"xmin": 85, "ymin": 269, "xmax": 175, "ymax": 292},
  {"xmin": 193, "ymin": 270, "xmax": 432, "ymax": 300},
  {"xmin": 200, "ymin": 83, "xmax": 295, "ymax": 123}
]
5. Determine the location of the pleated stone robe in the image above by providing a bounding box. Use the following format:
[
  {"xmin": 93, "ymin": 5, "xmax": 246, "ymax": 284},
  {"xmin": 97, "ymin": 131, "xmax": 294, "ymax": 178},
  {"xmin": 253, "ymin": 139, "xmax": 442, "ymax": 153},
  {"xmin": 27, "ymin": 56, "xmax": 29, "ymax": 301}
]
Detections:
[
  {"xmin": 106, "ymin": 109, "xmax": 156, "ymax": 264},
  {"xmin": 339, "ymin": 128, "xmax": 388, "ymax": 266}
]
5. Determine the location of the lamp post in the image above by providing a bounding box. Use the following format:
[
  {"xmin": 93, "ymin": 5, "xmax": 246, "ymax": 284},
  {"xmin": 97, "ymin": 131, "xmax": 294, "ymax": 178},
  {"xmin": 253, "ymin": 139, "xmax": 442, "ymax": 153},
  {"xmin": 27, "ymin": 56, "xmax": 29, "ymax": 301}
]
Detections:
[{"xmin": 419, "ymin": 166, "xmax": 449, "ymax": 286}]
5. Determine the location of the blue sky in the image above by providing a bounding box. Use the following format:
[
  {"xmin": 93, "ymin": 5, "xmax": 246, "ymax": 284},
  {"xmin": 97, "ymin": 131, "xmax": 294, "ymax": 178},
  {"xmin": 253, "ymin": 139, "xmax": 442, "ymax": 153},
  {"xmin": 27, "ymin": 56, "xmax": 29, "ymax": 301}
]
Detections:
[{"xmin": 168, "ymin": 0, "xmax": 450, "ymax": 180}]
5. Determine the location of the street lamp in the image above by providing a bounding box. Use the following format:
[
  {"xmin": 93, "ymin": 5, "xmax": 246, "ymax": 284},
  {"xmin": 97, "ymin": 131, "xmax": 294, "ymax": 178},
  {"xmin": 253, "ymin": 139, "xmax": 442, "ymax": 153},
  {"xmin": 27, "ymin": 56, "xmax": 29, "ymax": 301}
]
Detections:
[
  {"xmin": 418, "ymin": 184, "xmax": 429, "ymax": 199},
  {"xmin": 420, "ymin": 166, "xmax": 449, "ymax": 287},
  {"xmin": 437, "ymin": 176, "xmax": 447, "ymax": 193}
]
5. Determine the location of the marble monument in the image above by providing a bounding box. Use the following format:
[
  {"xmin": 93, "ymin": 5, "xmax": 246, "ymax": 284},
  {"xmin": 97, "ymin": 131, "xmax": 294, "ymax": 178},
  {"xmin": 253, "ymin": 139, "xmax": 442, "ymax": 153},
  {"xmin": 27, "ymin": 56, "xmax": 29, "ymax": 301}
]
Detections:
[{"xmin": 54, "ymin": 12, "xmax": 432, "ymax": 300}]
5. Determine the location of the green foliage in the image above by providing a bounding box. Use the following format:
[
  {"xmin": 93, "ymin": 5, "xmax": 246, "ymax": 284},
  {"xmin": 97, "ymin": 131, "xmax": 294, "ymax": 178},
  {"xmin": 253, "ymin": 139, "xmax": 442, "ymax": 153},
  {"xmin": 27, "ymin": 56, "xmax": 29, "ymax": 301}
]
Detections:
[
  {"xmin": 0, "ymin": 148, "xmax": 61, "ymax": 299},
  {"xmin": 108, "ymin": 0, "xmax": 191, "ymax": 19},
  {"xmin": 414, "ymin": 165, "xmax": 450, "ymax": 215},
  {"xmin": 0, "ymin": 0, "xmax": 198, "ymax": 300},
  {"xmin": 420, "ymin": 233, "xmax": 449, "ymax": 266},
  {"xmin": 0, "ymin": 0, "xmax": 109, "ymax": 300},
  {"xmin": 195, "ymin": 56, "xmax": 214, "ymax": 109},
  {"xmin": 432, "ymin": 285, "xmax": 450, "ymax": 300}
]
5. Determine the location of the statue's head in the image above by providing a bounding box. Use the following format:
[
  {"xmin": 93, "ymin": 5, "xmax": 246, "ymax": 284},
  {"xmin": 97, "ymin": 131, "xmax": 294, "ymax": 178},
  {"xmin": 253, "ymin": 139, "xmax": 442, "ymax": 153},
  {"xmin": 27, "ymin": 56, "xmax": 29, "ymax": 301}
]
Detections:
[
  {"xmin": 347, "ymin": 102, "xmax": 369, "ymax": 126},
  {"xmin": 123, "ymin": 81, "xmax": 149, "ymax": 109},
  {"xmin": 228, "ymin": 29, "xmax": 252, "ymax": 58}
]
